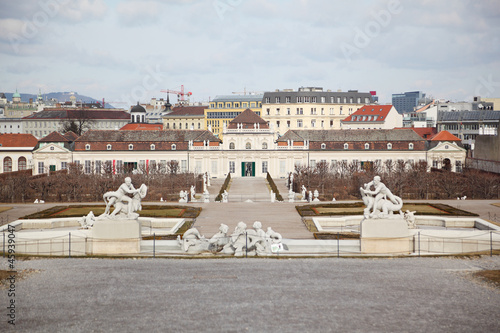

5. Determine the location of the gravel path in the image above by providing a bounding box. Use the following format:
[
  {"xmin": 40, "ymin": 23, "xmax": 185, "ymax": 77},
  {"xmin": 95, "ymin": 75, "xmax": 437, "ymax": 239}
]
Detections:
[{"xmin": 2, "ymin": 256, "xmax": 499, "ymax": 332}]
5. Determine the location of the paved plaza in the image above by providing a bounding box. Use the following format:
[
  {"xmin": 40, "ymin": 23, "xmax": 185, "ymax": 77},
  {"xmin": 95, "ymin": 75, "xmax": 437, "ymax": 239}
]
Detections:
[{"xmin": 1, "ymin": 256, "xmax": 500, "ymax": 332}]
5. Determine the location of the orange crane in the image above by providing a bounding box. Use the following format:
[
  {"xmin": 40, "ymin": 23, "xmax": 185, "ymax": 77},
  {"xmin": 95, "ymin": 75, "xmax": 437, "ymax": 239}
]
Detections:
[{"xmin": 160, "ymin": 85, "xmax": 192, "ymax": 105}]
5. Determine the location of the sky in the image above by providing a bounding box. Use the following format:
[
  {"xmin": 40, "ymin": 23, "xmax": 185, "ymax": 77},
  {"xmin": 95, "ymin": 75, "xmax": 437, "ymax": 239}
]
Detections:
[{"xmin": 1, "ymin": 0, "xmax": 500, "ymax": 106}]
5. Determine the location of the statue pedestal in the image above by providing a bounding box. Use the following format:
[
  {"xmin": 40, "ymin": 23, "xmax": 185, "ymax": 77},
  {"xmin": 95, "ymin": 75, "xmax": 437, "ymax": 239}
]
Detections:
[
  {"xmin": 91, "ymin": 218, "xmax": 141, "ymax": 255},
  {"xmin": 361, "ymin": 218, "xmax": 412, "ymax": 255}
]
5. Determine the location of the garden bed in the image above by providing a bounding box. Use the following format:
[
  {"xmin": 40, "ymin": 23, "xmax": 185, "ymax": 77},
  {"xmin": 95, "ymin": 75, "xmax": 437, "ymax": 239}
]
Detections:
[
  {"xmin": 21, "ymin": 205, "xmax": 201, "ymax": 219},
  {"xmin": 296, "ymin": 202, "xmax": 478, "ymax": 217}
]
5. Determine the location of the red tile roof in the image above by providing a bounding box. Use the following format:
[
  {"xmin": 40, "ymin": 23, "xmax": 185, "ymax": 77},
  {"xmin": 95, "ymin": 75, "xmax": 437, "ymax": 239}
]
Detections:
[
  {"xmin": 342, "ymin": 105, "xmax": 393, "ymax": 122},
  {"xmin": 431, "ymin": 130, "xmax": 461, "ymax": 142},
  {"xmin": 63, "ymin": 131, "xmax": 79, "ymax": 141},
  {"xmin": 120, "ymin": 123, "xmax": 164, "ymax": 130},
  {"xmin": 408, "ymin": 127, "xmax": 438, "ymax": 140},
  {"xmin": 39, "ymin": 131, "xmax": 71, "ymax": 143},
  {"xmin": 228, "ymin": 109, "xmax": 269, "ymax": 129},
  {"xmin": 0, "ymin": 133, "xmax": 38, "ymax": 148}
]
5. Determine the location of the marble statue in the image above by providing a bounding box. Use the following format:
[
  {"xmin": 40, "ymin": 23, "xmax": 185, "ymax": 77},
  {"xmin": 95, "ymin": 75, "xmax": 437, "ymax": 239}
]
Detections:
[
  {"xmin": 203, "ymin": 173, "xmax": 207, "ymax": 192},
  {"xmin": 203, "ymin": 189, "xmax": 210, "ymax": 203},
  {"xmin": 223, "ymin": 222, "xmax": 247, "ymax": 256},
  {"xmin": 301, "ymin": 185, "xmax": 307, "ymax": 201},
  {"xmin": 222, "ymin": 189, "xmax": 228, "ymax": 203},
  {"xmin": 177, "ymin": 222, "xmax": 285, "ymax": 256},
  {"xmin": 190, "ymin": 185, "xmax": 196, "ymax": 202},
  {"xmin": 290, "ymin": 172, "xmax": 294, "ymax": 189},
  {"xmin": 402, "ymin": 210, "xmax": 417, "ymax": 229},
  {"xmin": 80, "ymin": 211, "xmax": 95, "ymax": 229},
  {"xmin": 207, "ymin": 173, "xmax": 211, "ymax": 187},
  {"xmin": 179, "ymin": 190, "xmax": 188, "ymax": 203},
  {"xmin": 102, "ymin": 177, "xmax": 147, "ymax": 218},
  {"xmin": 288, "ymin": 189, "xmax": 295, "ymax": 203},
  {"xmin": 177, "ymin": 223, "xmax": 230, "ymax": 253},
  {"xmin": 360, "ymin": 176, "xmax": 403, "ymax": 219},
  {"xmin": 270, "ymin": 190, "xmax": 275, "ymax": 203},
  {"xmin": 308, "ymin": 191, "xmax": 313, "ymax": 203},
  {"xmin": 313, "ymin": 190, "xmax": 320, "ymax": 202}
]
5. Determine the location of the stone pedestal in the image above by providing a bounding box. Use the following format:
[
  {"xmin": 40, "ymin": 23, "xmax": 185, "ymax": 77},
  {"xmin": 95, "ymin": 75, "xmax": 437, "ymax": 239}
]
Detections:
[
  {"xmin": 361, "ymin": 218, "xmax": 412, "ymax": 254},
  {"xmin": 92, "ymin": 218, "xmax": 141, "ymax": 255}
]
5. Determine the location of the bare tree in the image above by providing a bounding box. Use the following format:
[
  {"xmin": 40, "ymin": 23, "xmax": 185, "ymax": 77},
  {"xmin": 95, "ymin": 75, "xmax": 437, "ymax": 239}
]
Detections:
[{"xmin": 59, "ymin": 109, "xmax": 96, "ymax": 136}]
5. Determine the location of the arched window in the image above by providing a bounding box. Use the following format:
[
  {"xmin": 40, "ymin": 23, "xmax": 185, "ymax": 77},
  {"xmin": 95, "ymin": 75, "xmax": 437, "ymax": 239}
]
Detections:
[
  {"xmin": 171, "ymin": 144, "xmax": 176, "ymax": 150},
  {"xmin": 321, "ymin": 143, "xmax": 326, "ymax": 149},
  {"xmin": 245, "ymin": 142, "xmax": 251, "ymax": 149},
  {"xmin": 365, "ymin": 143, "xmax": 370, "ymax": 150},
  {"xmin": 262, "ymin": 142, "xmax": 268, "ymax": 149},
  {"xmin": 18, "ymin": 157, "xmax": 27, "ymax": 170},
  {"xmin": 107, "ymin": 144, "xmax": 112, "ymax": 150},
  {"xmin": 128, "ymin": 144, "xmax": 134, "ymax": 150},
  {"xmin": 85, "ymin": 144, "xmax": 90, "ymax": 150},
  {"xmin": 150, "ymin": 144, "xmax": 155, "ymax": 151},
  {"xmin": 409, "ymin": 143, "xmax": 414, "ymax": 150},
  {"xmin": 229, "ymin": 142, "xmax": 235, "ymax": 150},
  {"xmin": 343, "ymin": 143, "xmax": 348, "ymax": 150},
  {"xmin": 387, "ymin": 143, "xmax": 392, "ymax": 150},
  {"xmin": 3, "ymin": 157, "xmax": 12, "ymax": 172}
]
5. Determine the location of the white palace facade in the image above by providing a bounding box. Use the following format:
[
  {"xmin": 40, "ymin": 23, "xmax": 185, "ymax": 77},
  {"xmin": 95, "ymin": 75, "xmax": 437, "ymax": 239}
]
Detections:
[{"xmin": 31, "ymin": 109, "xmax": 466, "ymax": 177}]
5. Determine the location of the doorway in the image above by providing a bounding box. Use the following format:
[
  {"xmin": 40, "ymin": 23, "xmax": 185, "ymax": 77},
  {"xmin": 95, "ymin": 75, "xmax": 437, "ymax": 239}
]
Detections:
[{"xmin": 241, "ymin": 162, "xmax": 255, "ymax": 177}]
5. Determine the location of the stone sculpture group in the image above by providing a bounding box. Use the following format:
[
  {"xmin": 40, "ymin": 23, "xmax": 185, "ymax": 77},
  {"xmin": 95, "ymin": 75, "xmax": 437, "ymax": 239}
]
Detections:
[
  {"xmin": 360, "ymin": 176, "xmax": 403, "ymax": 219},
  {"xmin": 102, "ymin": 177, "xmax": 148, "ymax": 219},
  {"xmin": 178, "ymin": 222, "xmax": 285, "ymax": 256}
]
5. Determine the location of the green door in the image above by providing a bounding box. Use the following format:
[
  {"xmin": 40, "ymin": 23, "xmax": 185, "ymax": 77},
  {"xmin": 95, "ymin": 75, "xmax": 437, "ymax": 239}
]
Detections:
[{"xmin": 241, "ymin": 162, "xmax": 255, "ymax": 177}]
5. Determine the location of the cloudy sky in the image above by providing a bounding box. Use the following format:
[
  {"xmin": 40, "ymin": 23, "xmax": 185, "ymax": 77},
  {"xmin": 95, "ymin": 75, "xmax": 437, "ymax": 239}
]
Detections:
[{"xmin": 1, "ymin": 0, "xmax": 499, "ymax": 106}]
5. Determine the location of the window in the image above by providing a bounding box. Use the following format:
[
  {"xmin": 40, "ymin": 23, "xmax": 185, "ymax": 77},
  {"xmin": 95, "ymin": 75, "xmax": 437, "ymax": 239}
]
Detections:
[
  {"xmin": 287, "ymin": 121, "xmax": 291, "ymax": 128},
  {"xmin": 18, "ymin": 157, "xmax": 27, "ymax": 170},
  {"xmin": 265, "ymin": 97, "xmax": 270, "ymax": 103},
  {"xmin": 387, "ymin": 143, "xmax": 392, "ymax": 150},
  {"xmin": 181, "ymin": 160, "xmax": 187, "ymax": 172},
  {"xmin": 38, "ymin": 161, "xmax": 44, "ymax": 174},
  {"xmin": 262, "ymin": 161, "xmax": 268, "ymax": 173},
  {"xmin": 310, "ymin": 160, "xmax": 316, "ymax": 168},
  {"xmin": 173, "ymin": 123, "xmax": 176, "ymax": 129},
  {"xmin": 409, "ymin": 143, "xmax": 414, "ymax": 150},
  {"xmin": 95, "ymin": 160, "xmax": 102, "ymax": 174},
  {"xmin": 85, "ymin": 144, "xmax": 90, "ymax": 150},
  {"xmin": 287, "ymin": 108, "xmax": 291, "ymax": 115},
  {"xmin": 266, "ymin": 108, "xmax": 270, "ymax": 115},
  {"xmin": 280, "ymin": 160, "xmax": 286, "ymax": 174},
  {"xmin": 321, "ymin": 143, "xmax": 326, "ymax": 149},
  {"xmin": 297, "ymin": 120, "xmax": 303, "ymax": 128},
  {"xmin": 85, "ymin": 160, "xmax": 92, "ymax": 174},
  {"xmin": 245, "ymin": 142, "xmax": 251, "ymax": 149},
  {"xmin": 128, "ymin": 144, "xmax": 133, "ymax": 150},
  {"xmin": 150, "ymin": 144, "xmax": 155, "ymax": 150},
  {"xmin": 275, "ymin": 97, "xmax": 280, "ymax": 103},
  {"xmin": 285, "ymin": 96, "xmax": 291, "ymax": 103},
  {"xmin": 107, "ymin": 144, "xmax": 112, "ymax": 150},
  {"xmin": 166, "ymin": 123, "xmax": 169, "ymax": 129},
  {"xmin": 185, "ymin": 123, "xmax": 188, "ymax": 129},
  {"xmin": 229, "ymin": 161, "xmax": 235, "ymax": 173},
  {"xmin": 365, "ymin": 143, "xmax": 370, "ymax": 150},
  {"xmin": 455, "ymin": 160, "xmax": 463, "ymax": 172},
  {"xmin": 3, "ymin": 157, "xmax": 12, "ymax": 172},
  {"xmin": 229, "ymin": 142, "xmax": 235, "ymax": 149},
  {"xmin": 171, "ymin": 144, "xmax": 176, "ymax": 150},
  {"xmin": 276, "ymin": 121, "xmax": 280, "ymax": 128},
  {"xmin": 262, "ymin": 142, "xmax": 268, "ymax": 149},
  {"xmin": 311, "ymin": 119, "xmax": 316, "ymax": 128},
  {"xmin": 61, "ymin": 162, "xmax": 67, "ymax": 170},
  {"xmin": 344, "ymin": 143, "xmax": 348, "ymax": 150}
]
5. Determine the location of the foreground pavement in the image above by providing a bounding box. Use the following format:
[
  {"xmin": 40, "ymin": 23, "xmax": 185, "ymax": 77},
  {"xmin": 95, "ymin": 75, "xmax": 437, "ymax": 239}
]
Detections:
[{"xmin": 1, "ymin": 256, "xmax": 499, "ymax": 332}]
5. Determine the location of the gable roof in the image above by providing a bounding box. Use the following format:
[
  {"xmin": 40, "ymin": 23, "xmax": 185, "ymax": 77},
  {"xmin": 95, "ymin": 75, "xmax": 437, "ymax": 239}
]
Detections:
[
  {"xmin": 408, "ymin": 127, "xmax": 438, "ymax": 139},
  {"xmin": 63, "ymin": 131, "xmax": 79, "ymax": 141},
  {"xmin": 277, "ymin": 129, "xmax": 424, "ymax": 142},
  {"xmin": 228, "ymin": 109, "xmax": 268, "ymax": 129},
  {"xmin": 431, "ymin": 130, "xmax": 461, "ymax": 142},
  {"xmin": 39, "ymin": 131, "xmax": 71, "ymax": 143},
  {"xmin": 0, "ymin": 133, "xmax": 38, "ymax": 148},
  {"xmin": 75, "ymin": 130, "xmax": 220, "ymax": 143},
  {"xmin": 342, "ymin": 105, "xmax": 394, "ymax": 123},
  {"xmin": 120, "ymin": 123, "xmax": 164, "ymax": 130}
]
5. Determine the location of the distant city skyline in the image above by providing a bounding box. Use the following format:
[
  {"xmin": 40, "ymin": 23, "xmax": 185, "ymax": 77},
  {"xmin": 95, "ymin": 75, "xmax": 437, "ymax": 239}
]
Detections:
[{"xmin": 1, "ymin": 0, "xmax": 499, "ymax": 106}]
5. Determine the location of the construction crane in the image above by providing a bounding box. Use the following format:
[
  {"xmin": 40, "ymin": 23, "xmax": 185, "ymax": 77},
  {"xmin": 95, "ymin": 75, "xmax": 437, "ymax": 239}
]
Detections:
[{"xmin": 160, "ymin": 85, "xmax": 192, "ymax": 105}]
